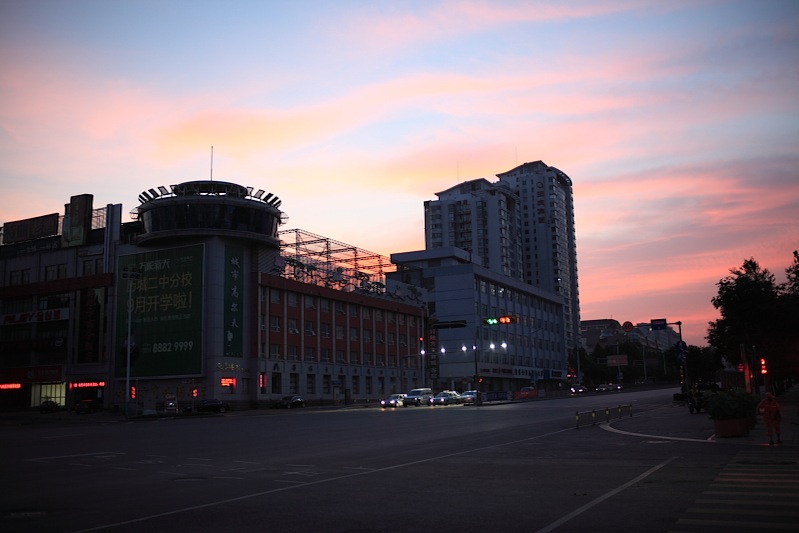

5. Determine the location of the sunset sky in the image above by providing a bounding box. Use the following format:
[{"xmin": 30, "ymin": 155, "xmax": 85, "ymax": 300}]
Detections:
[{"xmin": 1, "ymin": 1, "xmax": 797, "ymax": 346}]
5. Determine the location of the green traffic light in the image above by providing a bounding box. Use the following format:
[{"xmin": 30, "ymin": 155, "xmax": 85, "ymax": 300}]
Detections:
[{"xmin": 484, "ymin": 317, "xmax": 498, "ymax": 325}]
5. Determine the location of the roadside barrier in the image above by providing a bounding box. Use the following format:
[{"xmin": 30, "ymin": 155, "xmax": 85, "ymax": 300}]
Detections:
[{"xmin": 576, "ymin": 404, "xmax": 633, "ymax": 429}]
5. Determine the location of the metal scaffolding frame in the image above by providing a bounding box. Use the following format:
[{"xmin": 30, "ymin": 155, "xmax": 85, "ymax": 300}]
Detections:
[{"xmin": 277, "ymin": 228, "xmax": 396, "ymax": 292}]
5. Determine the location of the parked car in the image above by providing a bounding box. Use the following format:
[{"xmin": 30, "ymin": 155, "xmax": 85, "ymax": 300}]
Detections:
[
  {"xmin": 198, "ymin": 398, "xmax": 230, "ymax": 413},
  {"xmin": 403, "ymin": 388, "xmax": 433, "ymax": 407},
  {"xmin": 274, "ymin": 395, "xmax": 306, "ymax": 409},
  {"xmin": 595, "ymin": 384, "xmax": 612, "ymax": 392},
  {"xmin": 570, "ymin": 385, "xmax": 587, "ymax": 394},
  {"xmin": 461, "ymin": 390, "xmax": 478, "ymax": 405},
  {"xmin": 428, "ymin": 391, "xmax": 462, "ymax": 406},
  {"xmin": 74, "ymin": 399, "xmax": 101, "ymax": 414},
  {"xmin": 609, "ymin": 383, "xmax": 624, "ymax": 391},
  {"xmin": 39, "ymin": 400, "xmax": 60, "ymax": 413},
  {"xmin": 516, "ymin": 386, "xmax": 538, "ymax": 399},
  {"xmin": 380, "ymin": 394, "xmax": 405, "ymax": 408}
]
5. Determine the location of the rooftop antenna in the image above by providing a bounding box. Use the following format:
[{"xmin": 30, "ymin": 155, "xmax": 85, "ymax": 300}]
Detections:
[{"xmin": 210, "ymin": 146, "xmax": 214, "ymax": 181}]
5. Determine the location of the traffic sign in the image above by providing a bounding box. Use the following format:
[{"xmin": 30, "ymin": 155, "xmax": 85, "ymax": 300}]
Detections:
[
  {"xmin": 622, "ymin": 321, "xmax": 634, "ymax": 332},
  {"xmin": 431, "ymin": 320, "xmax": 467, "ymax": 329},
  {"xmin": 650, "ymin": 318, "xmax": 668, "ymax": 331}
]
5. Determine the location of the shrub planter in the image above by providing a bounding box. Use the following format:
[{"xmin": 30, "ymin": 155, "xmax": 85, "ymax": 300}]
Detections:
[
  {"xmin": 704, "ymin": 388, "xmax": 758, "ymax": 438},
  {"xmin": 713, "ymin": 417, "xmax": 750, "ymax": 438}
]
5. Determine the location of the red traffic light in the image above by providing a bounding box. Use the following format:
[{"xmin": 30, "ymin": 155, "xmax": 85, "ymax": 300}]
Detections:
[
  {"xmin": 760, "ymin": 358, "xmax": 768, "ymax": 374},
  {"xmin": 130, "ymin": 386, "xmax": 137, "ymax": 400}
]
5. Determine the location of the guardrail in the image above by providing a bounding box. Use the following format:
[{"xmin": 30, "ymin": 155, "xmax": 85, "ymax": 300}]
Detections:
[{"xmin": 576, "ymin": 404, "xmax": 633, "ymax": 429}]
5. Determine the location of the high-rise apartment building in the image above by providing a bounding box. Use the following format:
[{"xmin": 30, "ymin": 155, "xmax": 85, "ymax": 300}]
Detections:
[{"xmin": 424, "ymin": 161, "xmax": 580, "ymax": 361}]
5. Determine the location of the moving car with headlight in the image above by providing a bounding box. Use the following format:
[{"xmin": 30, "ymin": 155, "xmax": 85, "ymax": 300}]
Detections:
[
  {"xmin": 403, "ymin": 388, "xmax": 433, "ymax": 407},
  {"xmin": 380, "ymin": 394, "xmax": 405, "ymax": 408},
  {"xmin": 428, "ymin": 391, "xmax": 462, "ymax": 406}
]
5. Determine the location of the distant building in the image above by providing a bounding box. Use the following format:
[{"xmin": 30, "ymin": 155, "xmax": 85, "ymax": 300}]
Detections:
[
  {"xmin": 389, "ymin": 247, "xmax": 565, "ymax": 392},
  {"xmin": 0, "ymin": 182, "xmax": 426, "ymax": 412},
  {"xmin": 423, "ymin": 161, "xmax": 581, "ymax": 384}
]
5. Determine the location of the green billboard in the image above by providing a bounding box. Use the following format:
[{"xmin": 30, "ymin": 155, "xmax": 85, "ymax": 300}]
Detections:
[{"xmin": 115, "ymin": 245, "xmax": 204, "ymax": 377}]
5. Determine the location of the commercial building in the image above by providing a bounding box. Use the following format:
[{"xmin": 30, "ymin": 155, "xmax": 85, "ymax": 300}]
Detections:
[
  {"xmin": 0, "ymin": 182, "xmax": 426, "ymax": 412},
  {"xmin": 389, "ymin": 247, "xmax": 565, "ymax": 392},
  {"xmin": 421, "ymin": 161, "xmax": 580, "ymax": 387}
]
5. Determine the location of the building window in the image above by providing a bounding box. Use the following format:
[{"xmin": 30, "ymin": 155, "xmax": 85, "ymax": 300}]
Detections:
[
  {"xmin": 270, "ymin": 289, "xmax": 281, "ymax": 304},
  {"xmin": 269, "ymin": 344, "xmax": 281, "ymax": 359},
  {"xmin": 323, "ymin": 375, "xmax": 332, "ymax": 394},
  {"xmin": 335, "ymin": 325, "xmax": 345, "ymax": 340},
  {"xmin": 288, "ymin": 319, "xmax": 299, "ymax": 334},
  {"xmin": 306, "ymin": 374, "xmax": 316, "ymax": 394},
  {"xmin": 287, "ymin": 292, "xmax": 298, "ymax": 307},
  {"xmin": 320, "ymin": 322, "xmax": 331, "ymax": 338},
  {"xmin": 305, "ymin": 347, "xmax": 315, "ymax": 361},
  {"xmin": 289, "ymin": 373, "xmax": 299, "ymax": 394},
  {"xmin": 271, "ymin": 373, "xmax": 282, "ymax": 394},
  {"xmin": 349, "ymin": 327, "xmax": 358, "ymax": 341},
  {"xmin": 305, "ymin": 321, "xmax": 316, "ymax": 336},
  {"xmin": 321, "ymin": 348, "xmax": 331, "ymax": 362},
  {"xmin": 365, "ymin": 376, "xmax": 373, "ymax": 395},
  {"xmin": 287, "ymin": 345, "xmax": 298, "ymax": 360},
  {"xmin": 270, "ymin": 316, "xmax": 281, "ymax": 331}
]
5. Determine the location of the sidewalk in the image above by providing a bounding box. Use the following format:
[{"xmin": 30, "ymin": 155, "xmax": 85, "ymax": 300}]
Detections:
[{"xmin": 606, "ymin": 384, "xmax": 799, "ymax": 446}]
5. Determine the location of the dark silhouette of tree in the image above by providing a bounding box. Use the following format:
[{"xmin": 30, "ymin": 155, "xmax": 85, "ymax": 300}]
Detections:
[{"xmin": 707, "ymin": 253, "xmax": 799, "ymax": 392}]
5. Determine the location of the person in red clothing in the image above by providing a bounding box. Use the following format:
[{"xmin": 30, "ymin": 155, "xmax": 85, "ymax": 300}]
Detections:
[{"xmin": 758, "ymin": 392, "xmax": 782, "ymax": 445}]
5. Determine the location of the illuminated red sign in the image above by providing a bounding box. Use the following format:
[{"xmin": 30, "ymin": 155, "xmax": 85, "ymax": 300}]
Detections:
[
  {"xmin": 70, "ymin": 381, "xmax": 106, "ymax": 388},
  {"xmin": 220, "ymin": 377, "xmax": 236, "ymax": 387},
  {"xmin": 0, "ymin": 383, "xmax": 22, "ymax": 390}
]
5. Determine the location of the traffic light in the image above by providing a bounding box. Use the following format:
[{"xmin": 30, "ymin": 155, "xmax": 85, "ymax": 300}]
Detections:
[
  {"xmin": 760, "ymin": 357, "xmax": 768, "ymax": 374},
  {"xmin": 130, "ymin": 386, "xmax": 137, "ymax": 400},
  {"xmin": 483, "ymin": 315, "xmax": 518, "ymax": 325},
  {"xmin": 191, "ymin": 387, "xmax": 198, "ymax": 398}
]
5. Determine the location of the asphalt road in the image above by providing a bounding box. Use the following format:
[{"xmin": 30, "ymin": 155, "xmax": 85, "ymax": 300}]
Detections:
[{"xmin": 2, "ymin": 388, "xmax": 797, "ymax": 533}]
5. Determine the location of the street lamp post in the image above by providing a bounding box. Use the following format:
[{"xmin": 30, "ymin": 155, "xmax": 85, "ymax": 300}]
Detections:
[{"xmin": 122, "ymin": 267, "xmax": 141, "ymax": 417}]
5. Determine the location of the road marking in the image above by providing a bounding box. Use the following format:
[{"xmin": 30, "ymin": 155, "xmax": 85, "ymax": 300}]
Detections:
[
  {"xmin": 600, "ymin": 421, "xmax": 715, "ymax": 442},
  {"xmin": 27, "ymin": 452, "xmax": 125, "ymax": 462},
  {"xmin": 533, "ymin": 457, "xmax": 679, "ymax": 533},
  {"xmin": 73, "ymin": 426, "xmax": 575, "ymax": 532}
]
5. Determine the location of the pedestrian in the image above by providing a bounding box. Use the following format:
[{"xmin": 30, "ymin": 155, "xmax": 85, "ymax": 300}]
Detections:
[{"xmin": 758, "ymin": 392, "xmax": 782, "ymax": 445}]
